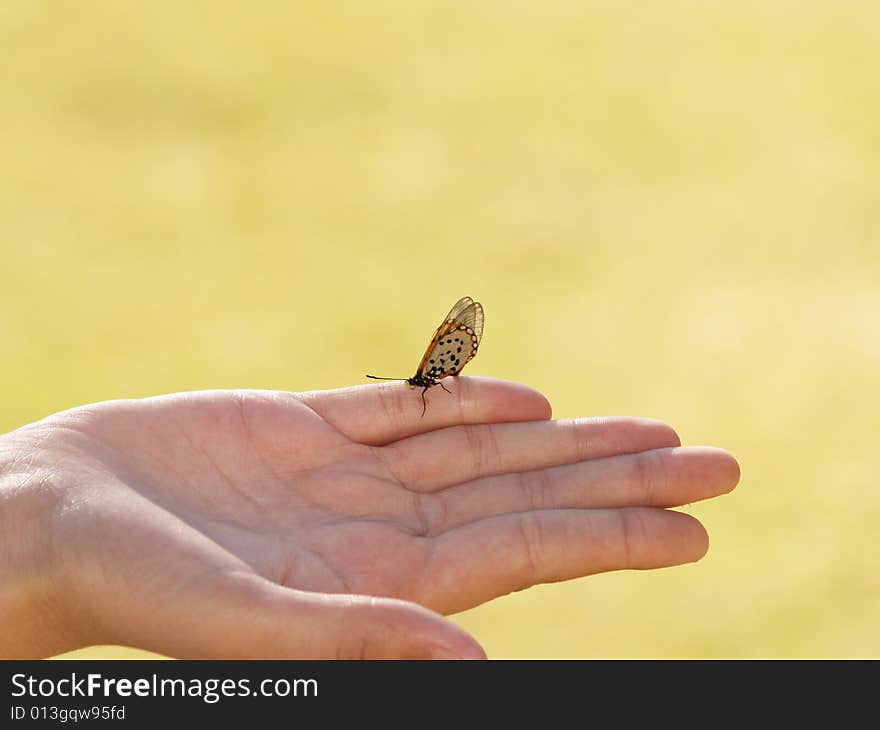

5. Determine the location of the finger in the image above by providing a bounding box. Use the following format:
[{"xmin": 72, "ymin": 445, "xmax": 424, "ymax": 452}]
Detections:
[
  {"xmin": 299, "ymin": 377, "xmax": 552, "ymax": 445},
  {"xmin": 420, "ymin": 508, "xmax": 708, "ymax": 615},
  {"xmin": 116, "ymin": 571, "xmax": 486, "ymax": 659},
  {"xmin": 384, "ymin": 416, "xmax": 682, "ymax": 491},
  {"xmin": 423, "ymin": 447, "xmax": 739, "ymax": 533}
]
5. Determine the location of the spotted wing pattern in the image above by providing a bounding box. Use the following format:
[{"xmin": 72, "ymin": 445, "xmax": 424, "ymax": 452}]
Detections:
[{"xmin": 415, "ymin": 297, "xmax": 484, "ymax": 380}]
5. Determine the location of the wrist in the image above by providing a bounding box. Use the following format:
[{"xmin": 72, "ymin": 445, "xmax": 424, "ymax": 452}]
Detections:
[{"xmin": 0, "ymin": 423, "xmax": 81, "ymax": 657}]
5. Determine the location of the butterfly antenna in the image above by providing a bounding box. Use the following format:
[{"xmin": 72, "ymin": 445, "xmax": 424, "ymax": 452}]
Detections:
[
  {"xmin": 420, "ymin": 387, "xmax": 428, "ymax": 418},
  {"xmin": 366, "ymin": 375, "xmax": 407, "ymax": 380}
]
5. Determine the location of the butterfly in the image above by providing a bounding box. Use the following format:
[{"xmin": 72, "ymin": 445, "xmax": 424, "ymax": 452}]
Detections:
[{"xmin": 367, "ymin": 296, "xmax": 484, "ymax": 416}]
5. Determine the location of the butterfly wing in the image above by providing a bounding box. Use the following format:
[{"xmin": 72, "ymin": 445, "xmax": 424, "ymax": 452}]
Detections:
[
  {"xmin": 445, "ymin": 296, "xmax": 476, "ymax": 322},
  {"xmin": 415, "ymin": 297, "xmax": 484, "ymax": 380},
  {"xmin": 446, "ymin": 296, "xmax": 484, "ymax": 339}
]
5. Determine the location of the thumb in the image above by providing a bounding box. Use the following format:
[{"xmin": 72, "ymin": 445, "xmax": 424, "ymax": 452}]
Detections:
[{"xmin": 127, "ymin": 570, "xmax": 486, "ymax": 660}]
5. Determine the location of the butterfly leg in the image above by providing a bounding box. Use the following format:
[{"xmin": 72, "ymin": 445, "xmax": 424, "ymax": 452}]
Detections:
[{"xmin": 439, "ymin": 381, "xmax": 452, "ymax": 394}]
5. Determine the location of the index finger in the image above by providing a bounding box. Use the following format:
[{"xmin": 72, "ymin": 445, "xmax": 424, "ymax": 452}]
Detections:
[{"xmin": 298, "ymin": 377, "xmax": 552, "ymax": 445}]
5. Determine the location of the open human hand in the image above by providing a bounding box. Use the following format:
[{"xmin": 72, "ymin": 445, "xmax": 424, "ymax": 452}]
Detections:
[{"xmin": 0, "ymin": 378, "xmax": 739, "ymax": 659}]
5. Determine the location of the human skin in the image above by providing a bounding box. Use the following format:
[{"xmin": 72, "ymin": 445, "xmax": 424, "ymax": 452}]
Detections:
[{"xmin": 0, "ymin": 377, "xmax": 739, "ymax": 659}]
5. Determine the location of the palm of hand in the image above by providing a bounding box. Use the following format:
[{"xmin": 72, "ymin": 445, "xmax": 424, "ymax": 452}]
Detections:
[{"xmin": 87, "ymin": 389, "xmax": 457, "ymax": 607}]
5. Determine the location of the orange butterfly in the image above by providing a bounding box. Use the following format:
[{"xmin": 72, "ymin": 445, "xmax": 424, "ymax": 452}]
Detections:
[{"xmin": 367, "ymin": 296, "xmax": 484, "ymax": 416}]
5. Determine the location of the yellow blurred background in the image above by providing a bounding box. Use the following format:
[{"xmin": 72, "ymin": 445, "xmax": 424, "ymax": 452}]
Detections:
[{"xmin": 3, "ymin": 1, "xmax": 877, "ymax": 658}]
